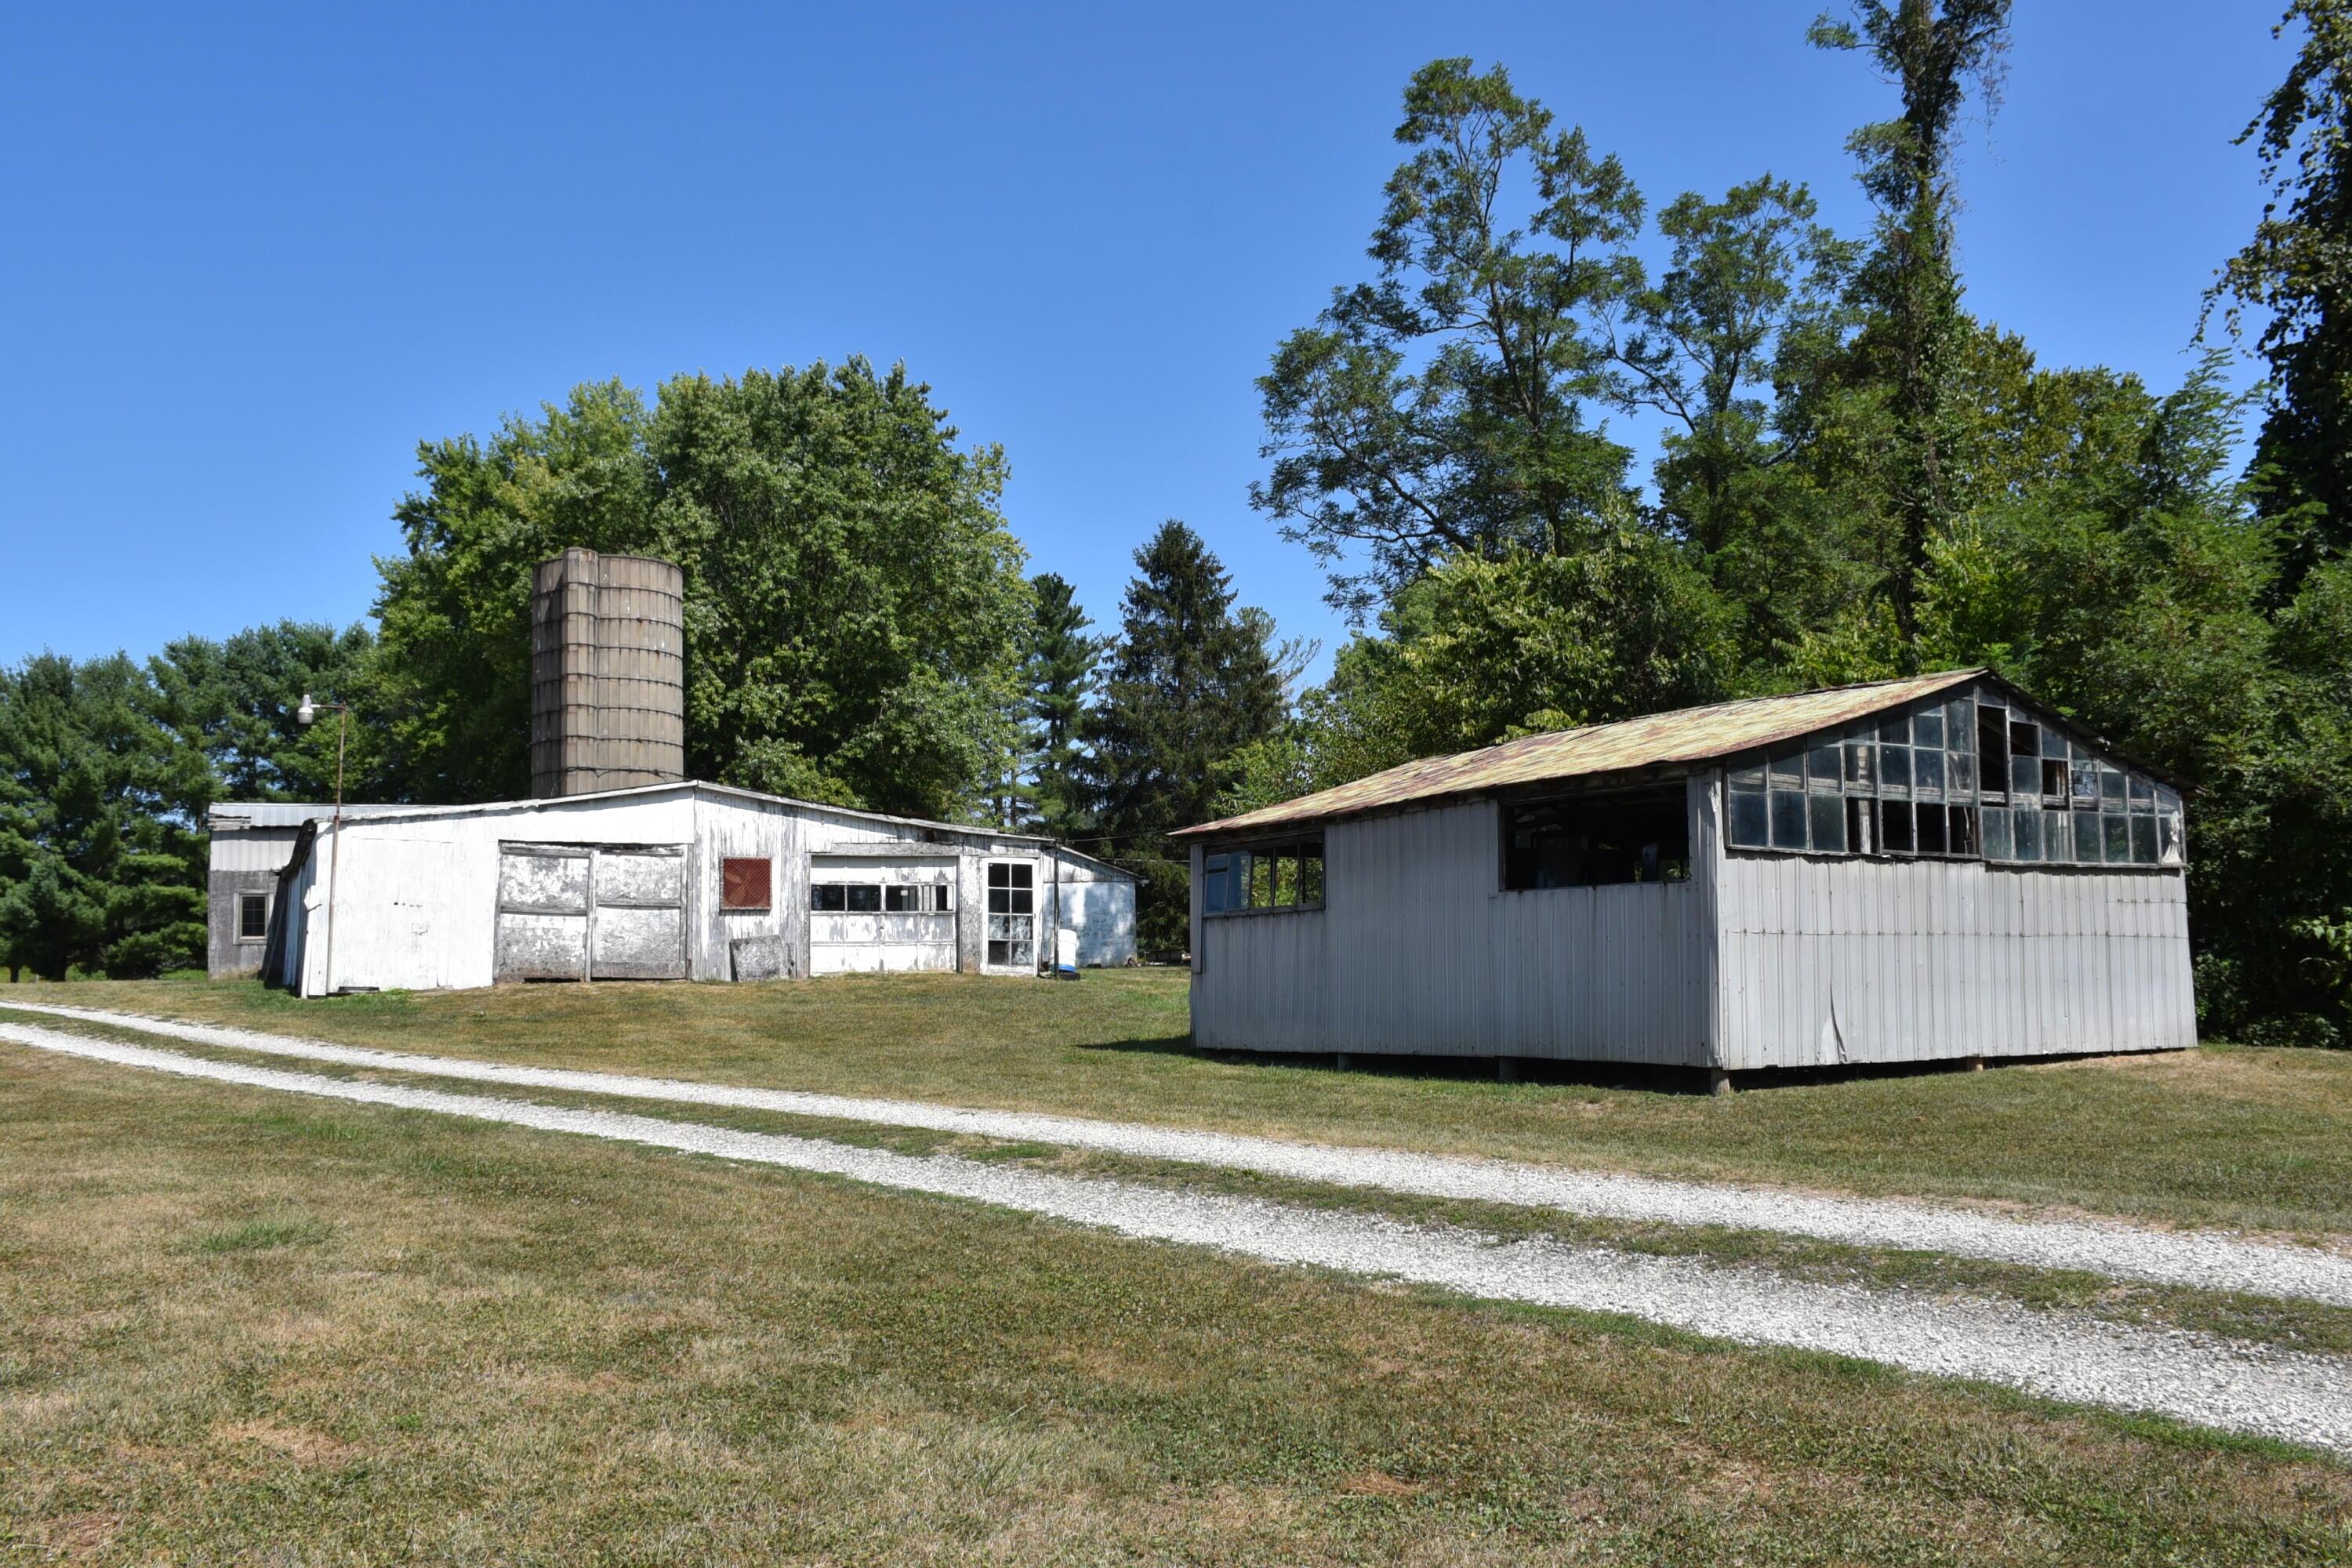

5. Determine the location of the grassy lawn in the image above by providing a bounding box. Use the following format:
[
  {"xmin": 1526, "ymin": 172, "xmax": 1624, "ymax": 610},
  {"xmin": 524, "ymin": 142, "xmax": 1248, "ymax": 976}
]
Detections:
[
  {"xmin": 3, "ymin": 1041, "xmax": 2347, "ymax": 1566},
  {"xmin": 12, "ymin": 969, "xmax": 2352, "ymax": 1239}
]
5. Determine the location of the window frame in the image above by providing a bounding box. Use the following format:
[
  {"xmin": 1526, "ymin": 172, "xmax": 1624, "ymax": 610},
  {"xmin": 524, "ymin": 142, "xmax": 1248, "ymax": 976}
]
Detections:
[
  {"xmin": 237, "ymin": 891, "xmax": 269, "ymax": 942},
  {"xmin": 1202, "ymin": 836, "xmax": 1327, "ymax": 917},
  {"xmin": 1502, "ymin": 783, "xmax": 1692, "ymax": 891}
]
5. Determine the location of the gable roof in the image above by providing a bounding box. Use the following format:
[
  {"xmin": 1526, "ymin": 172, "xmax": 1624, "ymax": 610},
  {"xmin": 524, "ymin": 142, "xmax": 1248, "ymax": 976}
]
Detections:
[{"xmin": 1176, "ymin": 670, "xmax": 1988, "ymax": 840}]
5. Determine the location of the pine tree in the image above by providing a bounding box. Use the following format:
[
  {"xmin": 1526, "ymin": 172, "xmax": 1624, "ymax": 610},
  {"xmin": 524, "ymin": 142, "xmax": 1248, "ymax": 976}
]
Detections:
[
  {"xmin": 1082, "ymin": 524, "xmax": 1284, "ymax": 946},
  {"xmin": 1022, "ymin": 573, "xmax": 1098, "ymax": 835}
]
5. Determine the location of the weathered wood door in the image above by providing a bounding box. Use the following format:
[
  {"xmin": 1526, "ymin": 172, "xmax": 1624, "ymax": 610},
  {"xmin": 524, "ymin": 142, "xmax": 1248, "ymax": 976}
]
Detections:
[{"xmin": 495, "ymin": 843, "xmax": 687, "ymax": 982}]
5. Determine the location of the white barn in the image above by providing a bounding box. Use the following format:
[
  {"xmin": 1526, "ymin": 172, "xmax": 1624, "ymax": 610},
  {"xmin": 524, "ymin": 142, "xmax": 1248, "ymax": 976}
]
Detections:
[
  {"xmin": 217, "ymin": 782, "xmax": 1135, "ymax": 996},
  {"xmin": 1177, "ymin": 670, "xmax": 2195, "ymax": 1081}
]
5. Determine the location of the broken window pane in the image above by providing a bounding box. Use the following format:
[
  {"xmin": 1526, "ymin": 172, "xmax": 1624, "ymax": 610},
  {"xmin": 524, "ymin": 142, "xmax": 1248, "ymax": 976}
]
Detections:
[
  {"xmin": 2102, "ymin": 813, "xmax": 2131, "ymax": 862},
  {"xmin": 1770, "ymin": 789, "xmax": 1808, "ymax": 850},
  {"xmin": 1846, "ymin": 795, "xmax": 1877, "ymax": 855},
  {"xmin": 1728, "ymin": 786, "xmax": 1769, "ymax": 848},
  {"xmin": 1878, "ymin": 797, "xmax": 1915, "ymax": 854},
  {"xmin": 1301, "ymin": 855, "xmax": 1324, "ymax": 905},
  {"xmin": 1947, "ymin": 804, "xmax": 1980, "ymax": 858},
  {"xmin": 1844, "ymin": 741, "xmax": 1876, "ymax": 790},
  {"xmin": 2041, "ymin": 758, "xmax": 2067, "ymax": 800},
  {"xmin": 2010, "ymin": 720, "xmax": 2038, "ymax": 757},
  {"xmin": 1977, "ymin": 707, "xmax": 2009, "ymax": 800},
  {"xmin": 1881, "ymin": 745, "xmax": 1912, "ymax": 791},
  {"xmin": 1948, "ymin": 750, "xmax": 1976, "ymax": 795},
  {"xmin": 1913, "ymin": 711, "xmax": 1944, "ymax": 749},
  {"xmin": 1982, "ymin": 806, "xmax": 2013, "ymax": 861},
  {"xmin": 1916, "ymin": 802, "xmax": 1948, "ymax": 855},
  {"xmin": 1809, "ymin": 792, "xmax": 1846, "ymax": 851},
  {"xmin": 1508, "ymin": 790, "xmax": 1690, "ymax": 885},
  {"xmin": 1915, "ymin": 748, "xmax": 1945, "ymax": 794}
]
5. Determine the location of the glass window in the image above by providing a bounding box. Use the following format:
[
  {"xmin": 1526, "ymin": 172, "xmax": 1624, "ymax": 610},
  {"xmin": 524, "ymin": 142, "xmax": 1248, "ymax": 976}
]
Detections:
[
  {"xmin": 1809, "ymin": 792, "xmax": 1846, "ymax": 852},
  {"xmin": 1844, "ymin": 741, "xmax": 1876, "ymax": 790},
  {"xmin": 1947, "ymin": 804, "xmax": 1980, "ymax": 858},
  {"xmin": 1948, "ymin": 750, "xmax": 1976, "ymax": 796},
  {"xmin": 2103, "ymin": 814, "xmax": 2131, "ymax": 863},
  {"xmin": 1878, "ymin": 713, "xmax": 1909, "ymax": 746},
  {"xmin": 1508, "ymin": 793, "xmax": 1686, "ymax": 885},
  {"xmin": 1728, "ymin": 786, "xmax": 1769, "ymax": 848},
  {"xmin": 811, "ymin": 884, "xmax": 847, "ymax": 913},
  {"xmin": 1915, "ymin": 748, "xmax": 1945, "ymax": 794},
  {"xmin": 1808, "ymin": 742, "xmax": 1842, "ymax": 790},
  {"xmin": 2010, "ymin": 753, "xmax": 2039, "ymax": 796},
  {"xmin": 845, "ymin": 884, "xmax": 882, "ymax": 913},
  {"xmin": 1770, "ymin": 789, "xmax": 1808, "ymax": 850},
  {"xmin": 1769, "ymin": 750, "xmax": 1804, "ymax": 786},
  {"xmin": 1913, "ymin": 711, "xmax": 1944, "ymax": 749},
  {"xmin": 2042, "ymin": 728, "xmax": 2070, "ymax": 759},
  {"xmin": 1945, "ymin": 696, "xmax": 1974, "ymax": 735},
  {"xmin": 1881, "ymin": 745, "xmax": 1912, "ymax": 792},
  {"xmin": 987, "ymin": 862, "xmax": 1036, "ymax": 966},
  {"xmin": 2130, "ymin": 815, "xmax": 2158, "ymax": 864},
  {"xmin": 238, "ymin": 892, "xmax": 268, "ymax": 940},
  {"xmin": 2129, "ymin": 774, "xmax": 2155, "ymax": 809},
  {"xmin": 1730, "ymin": 758, "xmax": 1766, "ymax": 787},
  {"xmin": 1982, "ymin": 807, "xmax": 2012, "ymax": 861},
  {"xmin": 2074, "ymin": 810, "xmax": 2103, "ymax": 862},
  {"xmin": 1878, "ymin": 797, "xmax": 1915, "ymax": 854},
  {"xmin": 2044, "ymin": 810, "xmax": 2073, "ymax": 863},
  {"xmin": 2100, "ymin": 767, "xmax": 2125, "ymax": 810},
  {"xmin": 2070, "ymin": 757, "xmax": 2100, "ymax": 807},
  {"xmin": 2013, "ymin": 804, "xmax": 2042, "ymax": 861}
]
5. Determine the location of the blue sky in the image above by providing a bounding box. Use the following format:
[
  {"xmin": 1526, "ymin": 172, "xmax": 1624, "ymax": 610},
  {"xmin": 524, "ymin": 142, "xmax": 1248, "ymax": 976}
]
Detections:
[{"xmin": 0, "ymin": 2, "xmax": 2291, "ymax": 684}]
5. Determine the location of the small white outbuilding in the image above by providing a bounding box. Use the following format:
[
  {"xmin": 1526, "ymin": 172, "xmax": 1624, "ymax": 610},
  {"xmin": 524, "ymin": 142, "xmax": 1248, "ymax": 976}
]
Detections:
[
  {"xmin": 1177, "ymin": 670, "xmax": 2195, "ymax": 1078},
  {"xmin": 220, "ymin": 780, "xmax": 1135, "ymax": 996}
]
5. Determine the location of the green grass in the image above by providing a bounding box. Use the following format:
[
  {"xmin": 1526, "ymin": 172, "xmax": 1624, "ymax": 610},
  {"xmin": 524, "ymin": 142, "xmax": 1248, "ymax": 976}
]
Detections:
[
  {"xmin": 194, "ymin": 1218, "xmax": 333, "ymax": 1254},
  {"xmin": 16, "ymin": 970, "xmax": 2352, "ymax": 1238},
  {"xmin": 28, "ymin": 1004, "xmax": 2352, "ymax": 1359},
  {"xmin": 2, "ymin": 1040, "xmax": 2347, "ymax": 1566}
]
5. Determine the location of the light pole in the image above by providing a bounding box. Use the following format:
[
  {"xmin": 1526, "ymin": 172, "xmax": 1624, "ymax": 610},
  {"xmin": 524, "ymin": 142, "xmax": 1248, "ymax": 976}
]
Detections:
[{"xmin": 296, "ymin": 693, "xmax": 348, "ymax": 996}]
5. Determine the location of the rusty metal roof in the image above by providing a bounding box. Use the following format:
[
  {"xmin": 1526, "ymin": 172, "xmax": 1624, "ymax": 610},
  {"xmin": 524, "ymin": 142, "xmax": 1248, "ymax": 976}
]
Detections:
[{"xmin": 1177, "ymin": 670, "xmax": 1987, "ymax": 840}]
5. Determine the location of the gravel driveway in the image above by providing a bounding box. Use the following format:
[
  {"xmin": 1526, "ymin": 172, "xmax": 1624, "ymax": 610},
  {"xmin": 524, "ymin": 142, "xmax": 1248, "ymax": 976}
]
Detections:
[
  {"xmin": 7, "ymin": 1018, "xmax": 2352, "ymax": 1455},
  {"xmin": 9, "ymin": 999, "xmax": 2349, "ymax": 1308}
]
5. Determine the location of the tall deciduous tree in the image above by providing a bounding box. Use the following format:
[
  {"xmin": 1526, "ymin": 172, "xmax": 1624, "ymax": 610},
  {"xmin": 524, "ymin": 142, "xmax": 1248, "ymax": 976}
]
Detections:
[
  {"xmin": 2212, "ymin": 0, "xmax": 2352, "ymax": 594},
  {"xmin": 1810, "ymin": 0, "xmax": 2013, "ymax": 653},
  {"xmin": 372, "ymin": 360, "xmax": 1031, "ymax": 820},
  {"xmin": 1082, "ymin": 523, "xmax": 1283, "ymax": 945},
  {"xmin": 1253, "ymin": 58, "xmax": 1646, "ymax": 621}
]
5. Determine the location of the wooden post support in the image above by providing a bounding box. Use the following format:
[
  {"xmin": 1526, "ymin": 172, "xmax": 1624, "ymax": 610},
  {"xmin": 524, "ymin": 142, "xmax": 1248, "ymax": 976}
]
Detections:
[
  {"xmin": 1709, "ymin": 1069, "xmax": 1734, "ymax": 1097},
  {"xmin": 1964, "ymin": 1055, "xmax": 1986, "ymax": 1073}
]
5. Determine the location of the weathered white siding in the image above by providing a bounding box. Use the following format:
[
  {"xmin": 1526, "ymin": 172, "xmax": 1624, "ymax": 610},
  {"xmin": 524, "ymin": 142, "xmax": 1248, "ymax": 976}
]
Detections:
[
  {"xmin": 1712, "ymin": 791, "xmax": 2196, "ymax": 1069},
  {"xmin": 1190, "ymin": 793, "xmax": 1713, "ymax": 1063},
  {"xmin": 261, "ymin": 784, "xmax": 1136, "ymax": 996}
]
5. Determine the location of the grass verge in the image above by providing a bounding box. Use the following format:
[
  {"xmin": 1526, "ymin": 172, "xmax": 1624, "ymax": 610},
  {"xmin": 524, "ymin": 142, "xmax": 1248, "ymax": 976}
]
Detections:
[
  {"xmin": 2, "ymin": 1039, "xmax": 2348, "ymax": 1565},
  {"xmin": 12, "ymin": 970, "xmax": 2352, "ymax": 1240}
]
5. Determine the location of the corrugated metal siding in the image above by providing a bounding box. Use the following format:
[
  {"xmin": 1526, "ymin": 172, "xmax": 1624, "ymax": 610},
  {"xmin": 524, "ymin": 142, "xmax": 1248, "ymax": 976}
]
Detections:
[
  {"xmin": 1192, "ymin": 797, "xmax": 1711, "ymax": 1062},
  {"xmin": 1712, "ymin": 825, "xmax": 2196, "ymax": 1069}
]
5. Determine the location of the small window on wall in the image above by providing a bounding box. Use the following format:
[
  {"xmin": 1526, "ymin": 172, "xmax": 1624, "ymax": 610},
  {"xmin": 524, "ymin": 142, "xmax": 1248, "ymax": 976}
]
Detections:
[
  {"xmin": 1203, "ymin": 839, "xmax": 1325, "ymax": 913},
  {"xmin": 721, "ymin": 857, "xmax": 771, "ymax": 911},
  {"xmin": 884, "ymin": 884, "xmax": 953, "ymax": 913},
  {"xmin": 1506, "ymin": 787, "xmax": 1689, "ymax": 888},
  {"xmin": 809, "ymin": 883, "xmax": 884, "ymax": 913},
  {"xmin": 238, "ymin": 892, "xmax": 268, "ymax": 941}
]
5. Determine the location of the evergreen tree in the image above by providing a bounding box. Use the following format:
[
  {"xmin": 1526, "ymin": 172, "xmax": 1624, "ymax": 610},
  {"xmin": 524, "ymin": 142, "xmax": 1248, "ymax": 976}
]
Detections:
[
  {"xmin": 1021, "ymin": 572, "xmax": 1098, "ymax": 835},
  {"xmin": 1082, "ymin": 524, "xmax": 1284, "ymax": 946}
]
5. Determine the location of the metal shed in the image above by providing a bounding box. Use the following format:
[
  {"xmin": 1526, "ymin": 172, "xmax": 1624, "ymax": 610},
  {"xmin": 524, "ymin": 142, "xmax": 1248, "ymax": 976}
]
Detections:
[
  {"xmin": 1176, "ymin": 671, "xmax": 2196, "ymax": 1076},
  {"xmin": 228, "ymin": 782, "xmax": 1135, "ymax": 996}
]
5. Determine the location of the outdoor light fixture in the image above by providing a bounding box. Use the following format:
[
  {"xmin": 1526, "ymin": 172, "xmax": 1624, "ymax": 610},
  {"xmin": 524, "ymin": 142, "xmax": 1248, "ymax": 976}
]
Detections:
[{"xmin": 296, "ymin": 691, "xmax": 352, "ymax": 996}]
